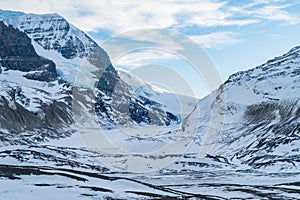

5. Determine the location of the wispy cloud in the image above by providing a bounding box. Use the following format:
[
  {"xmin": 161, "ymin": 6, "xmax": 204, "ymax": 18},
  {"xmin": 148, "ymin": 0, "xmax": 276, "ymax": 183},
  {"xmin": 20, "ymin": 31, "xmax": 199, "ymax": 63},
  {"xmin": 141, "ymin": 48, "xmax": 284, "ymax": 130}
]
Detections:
[
  {"xmin": 0, "ymin": 0, "xmax": 299, "ymax": 49},
  {"xmin": 229, "ymin": 1, "xmax": 300, "ymax": 25},
  {"xmin": 252, "ymin": 5, "xmax": 300, "ymax": 24},
  {"xmin": 190, "ymin": 32, "xmax": 240, "ymax": 49},
  {"xmin": 1, "ymin": 0, "xmax": 299, "ymax": 32},
  {"xmin": 113, "ymin": 50, "xmax": 178, "ymax": 68}
]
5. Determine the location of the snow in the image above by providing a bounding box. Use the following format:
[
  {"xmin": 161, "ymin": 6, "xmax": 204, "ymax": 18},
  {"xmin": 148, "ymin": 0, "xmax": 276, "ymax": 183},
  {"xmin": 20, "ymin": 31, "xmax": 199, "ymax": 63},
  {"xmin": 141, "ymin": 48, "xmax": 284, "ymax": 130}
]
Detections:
[
  {"xmin": 32, "ymin": 41, "xmax": 98, "ymax": 89},
  {"xmin": 0, "ymin": 70, "xmax": 67, "ymax": 112},
  {"xmin": 119, "ymin": 69, "xmax": 197, "ymax": 116}
]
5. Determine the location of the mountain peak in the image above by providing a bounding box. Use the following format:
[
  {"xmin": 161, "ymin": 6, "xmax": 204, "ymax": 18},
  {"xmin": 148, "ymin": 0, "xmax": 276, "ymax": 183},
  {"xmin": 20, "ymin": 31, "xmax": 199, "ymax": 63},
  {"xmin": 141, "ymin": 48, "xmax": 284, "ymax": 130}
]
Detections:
[
  {"xmin": 0, "ymin": 9, "xmax": 113, "ymax": 86},
  {"xmin": 0, "ymin": 9, "xmax": 101, "ymax": 60},
  {"xmin": 287, "ymin": 45, "xmax": 300, "ymax": 54},
  {"xmin": 0, "ymin": 9, "xmax": 24, "ymax": 17},
  {"xmin": 0, "ymin": 9, "xmax": 61, "ymax": 19},
  {"xmin": 220, "ymin": 45, "xmax": 300, "ymax": 105}
]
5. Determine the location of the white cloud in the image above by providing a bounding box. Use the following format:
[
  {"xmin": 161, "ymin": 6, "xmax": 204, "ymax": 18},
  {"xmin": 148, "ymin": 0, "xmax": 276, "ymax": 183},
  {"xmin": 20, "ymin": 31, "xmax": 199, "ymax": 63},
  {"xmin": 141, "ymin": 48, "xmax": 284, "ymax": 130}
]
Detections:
[
  {"xmin": 190, "ymin": 32, "xmax": 240, "ymax": 49},
  {"xmin": 113, "ymin": 50, "xmax": 178, "ymax": 68},
  {"xmin": 229, "ymin": 1, "xmax": 300, "ymax": 25},
  {"xmin": 0, "ymin": 0, "xmax": 298, "ymax": 49},
  {"xmin": 252, "ymin": 5, "xmax": 300, "ymax": 24},
  {"xmin": 0, "ymin": 0, "xmax": 298, "ymax": 33},
  {"xmin": 105, "ymin": 31, "xmax": 239, "ymax": 72},
  {"xmin": 99, "ymin": 29, "xmax": 189, "ymax": 63}
]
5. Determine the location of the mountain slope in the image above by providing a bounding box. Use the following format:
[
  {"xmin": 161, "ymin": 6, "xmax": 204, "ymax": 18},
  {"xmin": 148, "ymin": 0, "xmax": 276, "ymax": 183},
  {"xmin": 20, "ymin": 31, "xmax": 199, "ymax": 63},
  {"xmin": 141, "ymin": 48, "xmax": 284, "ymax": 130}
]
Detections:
[
  {"xmin": 210, "ymin": 46, "xmax": 300, "ymax": 171},
  {"xmin": 0, "ymin": 21, "xmax": 74, "ymax": 144},
  {"xmin": 169, "ymin": 45, "xmax": 300, "ymax": 173}
]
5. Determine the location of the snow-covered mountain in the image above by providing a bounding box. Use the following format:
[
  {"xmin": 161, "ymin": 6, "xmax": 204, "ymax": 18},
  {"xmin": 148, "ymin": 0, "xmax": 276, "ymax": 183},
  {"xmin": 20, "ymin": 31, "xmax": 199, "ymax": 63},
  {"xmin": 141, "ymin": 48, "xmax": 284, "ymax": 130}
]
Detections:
[
  {"xmin": 168, "ymin": 45, "xmax": 300, "ymax": 173},
  {"xmin": 0, "ymin": 9, "xmax": 184, "ymax": 144},
  {"xmin": 210, "ymin": 45, "xmax": 300, "ymax": 171}
]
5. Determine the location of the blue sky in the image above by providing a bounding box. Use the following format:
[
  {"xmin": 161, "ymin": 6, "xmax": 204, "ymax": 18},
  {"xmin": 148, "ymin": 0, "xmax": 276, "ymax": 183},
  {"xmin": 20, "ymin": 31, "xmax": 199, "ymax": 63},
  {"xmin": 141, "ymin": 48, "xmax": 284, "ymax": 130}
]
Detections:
[{"xmin": 1, "ymin": 0, "xmax": 300, "ymax": 98}]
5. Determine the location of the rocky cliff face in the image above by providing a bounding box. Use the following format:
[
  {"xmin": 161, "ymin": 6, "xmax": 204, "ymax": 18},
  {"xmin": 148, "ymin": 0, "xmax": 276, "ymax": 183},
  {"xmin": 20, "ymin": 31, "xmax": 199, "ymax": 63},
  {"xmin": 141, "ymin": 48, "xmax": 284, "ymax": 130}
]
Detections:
[
  {"xmin": 12, "ymin": 13, "xmax": 99, "ymax": 60},
  {"xmin": 0, "ymin": 21, "xmax": 73, "ymax": 144},
  {"xmin": 0, "ymin": 21, "xmax": 57, "ymax": 81},
  {"xmin": 0, "ymin": 10, "xmax": 119, "ymax": 94}
]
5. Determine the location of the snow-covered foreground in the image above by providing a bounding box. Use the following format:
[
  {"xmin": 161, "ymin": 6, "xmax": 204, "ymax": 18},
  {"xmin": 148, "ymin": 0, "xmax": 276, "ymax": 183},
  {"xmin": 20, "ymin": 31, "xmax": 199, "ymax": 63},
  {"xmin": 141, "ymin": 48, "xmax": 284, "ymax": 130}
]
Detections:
[
  {"xmin": 1, "ymin": 128, "xmax": 300, "ymax": 199},
  {"xmin": 1, "ymin": 164, "xmax": 300, "ymax": 199}
]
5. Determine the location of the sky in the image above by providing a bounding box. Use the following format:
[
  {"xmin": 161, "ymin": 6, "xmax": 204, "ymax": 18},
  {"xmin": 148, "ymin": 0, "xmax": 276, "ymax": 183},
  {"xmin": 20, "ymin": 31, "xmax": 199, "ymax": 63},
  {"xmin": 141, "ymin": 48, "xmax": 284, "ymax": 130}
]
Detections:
[{"xmin": 0, "ymin": 0, "xmax": 300, "ymax": 98}]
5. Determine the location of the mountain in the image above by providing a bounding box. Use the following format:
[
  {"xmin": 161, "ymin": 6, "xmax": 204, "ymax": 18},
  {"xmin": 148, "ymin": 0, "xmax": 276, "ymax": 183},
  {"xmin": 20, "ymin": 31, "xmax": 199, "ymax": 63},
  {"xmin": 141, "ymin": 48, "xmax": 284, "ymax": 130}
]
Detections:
[
  {"xmin": 0, "ymin": 10, "xmax": 184, "ymax": 144},
  {"xmin": 165, "ymin": 45, "xmax": 300, "ymax": 173},
  {"xmin": 206, "ymin": 45, "xmax": 300, "ymax": 171}
]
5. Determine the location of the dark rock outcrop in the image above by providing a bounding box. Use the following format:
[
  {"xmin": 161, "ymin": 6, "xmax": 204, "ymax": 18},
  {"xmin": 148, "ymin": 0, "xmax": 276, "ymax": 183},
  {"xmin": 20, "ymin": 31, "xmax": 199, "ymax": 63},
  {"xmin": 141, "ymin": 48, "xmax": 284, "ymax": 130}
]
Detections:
[
  {"xmin": 0, "ymin": 96, "xmax": 44, "ymax": 132},
  {"xmin": 0, "ymin": 21, "xmax": 57, "ymax": 82}
]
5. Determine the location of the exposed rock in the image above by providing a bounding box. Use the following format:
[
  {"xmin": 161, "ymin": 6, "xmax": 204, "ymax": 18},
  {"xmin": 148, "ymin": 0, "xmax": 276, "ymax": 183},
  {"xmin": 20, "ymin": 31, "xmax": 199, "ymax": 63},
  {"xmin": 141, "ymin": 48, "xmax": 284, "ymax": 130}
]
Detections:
[
  {"xmin": 0, "ymin": 96, "xmax": 44, "ymax": 132},
  {"xmin": 0, "ymin": 21, "xmax": 57, "ymax": 82}
]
